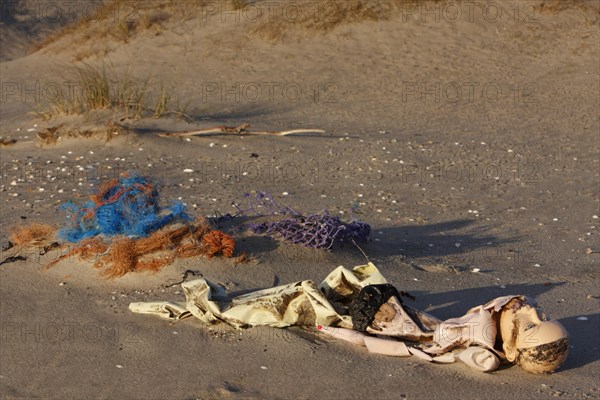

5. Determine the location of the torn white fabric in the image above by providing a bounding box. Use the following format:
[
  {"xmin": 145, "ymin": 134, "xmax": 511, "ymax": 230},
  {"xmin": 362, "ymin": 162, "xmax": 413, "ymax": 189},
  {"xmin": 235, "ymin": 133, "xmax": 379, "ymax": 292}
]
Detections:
[
  {"xmin": 130, "ymin": 263, "xmax": 520, "ymax": 371},
  {"xmin": 131, "ymin": 263, "xmax": 388, "ymax": 329}
]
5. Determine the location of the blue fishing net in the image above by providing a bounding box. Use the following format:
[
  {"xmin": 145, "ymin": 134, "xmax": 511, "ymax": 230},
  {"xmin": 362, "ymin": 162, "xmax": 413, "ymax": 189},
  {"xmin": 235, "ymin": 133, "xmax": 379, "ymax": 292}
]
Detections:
[{"xmin": 58, "ymin": 174, "xmax": 191, "ymax": 242}]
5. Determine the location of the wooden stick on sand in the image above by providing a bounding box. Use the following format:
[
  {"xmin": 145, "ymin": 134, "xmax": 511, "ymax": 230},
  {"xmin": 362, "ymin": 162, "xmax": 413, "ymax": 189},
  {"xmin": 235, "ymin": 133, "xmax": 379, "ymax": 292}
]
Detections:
[{"xmin": 157, "ymin": 123, "xmax": 325, "ymax": 137}]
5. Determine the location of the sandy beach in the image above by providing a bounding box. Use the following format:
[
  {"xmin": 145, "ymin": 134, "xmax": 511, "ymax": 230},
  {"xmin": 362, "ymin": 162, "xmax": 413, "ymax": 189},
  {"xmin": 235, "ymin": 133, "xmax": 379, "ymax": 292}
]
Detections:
[{"xmin": 1, "ymin": 1, "xmax": 599, "ymax": 399}]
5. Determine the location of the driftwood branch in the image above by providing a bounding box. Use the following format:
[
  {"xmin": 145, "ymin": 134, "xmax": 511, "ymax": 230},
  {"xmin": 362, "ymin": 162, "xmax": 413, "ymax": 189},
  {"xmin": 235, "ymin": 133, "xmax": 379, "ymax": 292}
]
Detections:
[{"xmin": 158, "ymin": 124, "xmax": 325, "ymax": 137}]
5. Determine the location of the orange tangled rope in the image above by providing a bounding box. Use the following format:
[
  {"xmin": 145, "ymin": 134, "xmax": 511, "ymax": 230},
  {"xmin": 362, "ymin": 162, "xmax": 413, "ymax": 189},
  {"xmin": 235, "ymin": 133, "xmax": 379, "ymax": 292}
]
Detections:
[{"xmin": 44, "ymin": 218, "xmax": 236, "ymax": 278}]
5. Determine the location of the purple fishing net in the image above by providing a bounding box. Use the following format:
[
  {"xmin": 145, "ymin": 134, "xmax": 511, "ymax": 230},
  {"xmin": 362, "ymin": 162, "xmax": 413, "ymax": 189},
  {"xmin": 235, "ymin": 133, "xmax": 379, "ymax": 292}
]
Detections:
[{"xmin": 233, "ymin": 192, "xmax": 370, "ymax": 250}]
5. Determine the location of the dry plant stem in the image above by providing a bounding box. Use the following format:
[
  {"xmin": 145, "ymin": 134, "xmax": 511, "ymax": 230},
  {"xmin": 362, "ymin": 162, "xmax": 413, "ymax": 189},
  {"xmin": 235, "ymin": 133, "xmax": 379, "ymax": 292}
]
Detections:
[{"xmin": 158, "ymin": 124, "xmax": 325, "ymax": 137}]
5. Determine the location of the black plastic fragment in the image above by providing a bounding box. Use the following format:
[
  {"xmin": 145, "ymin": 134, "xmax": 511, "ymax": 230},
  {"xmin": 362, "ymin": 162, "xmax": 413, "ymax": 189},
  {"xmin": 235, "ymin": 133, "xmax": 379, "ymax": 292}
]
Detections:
[{"xmin": 349, "ymin": 284, "xmax": 401, "ymax": 332}]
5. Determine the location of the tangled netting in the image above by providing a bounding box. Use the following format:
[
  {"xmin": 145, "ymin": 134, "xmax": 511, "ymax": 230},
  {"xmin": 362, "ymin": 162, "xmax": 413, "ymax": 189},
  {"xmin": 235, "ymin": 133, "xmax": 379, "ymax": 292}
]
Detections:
[
  {"xmin": 234, "ymin": 192, "xmax": 371, "ymax": 250},
  {"xmin": 58, "ymin": 173, "xmax": 191, "ymax": 242},
  {"xmin": 0, "ymin": 173, "xmax": 237, "ymax": 278},
  {"xmin": 45, "ymin": 218, "xmax": 236, "ymax": 278}
]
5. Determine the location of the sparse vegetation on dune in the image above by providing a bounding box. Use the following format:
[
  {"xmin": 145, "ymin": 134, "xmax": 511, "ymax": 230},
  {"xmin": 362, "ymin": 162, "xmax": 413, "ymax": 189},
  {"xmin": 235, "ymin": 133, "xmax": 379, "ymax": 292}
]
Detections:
[
  {"xmin": 30, "ymin": 0, "xmax": 440, "ymax": 49},
  {"xmin": 32, "ymin": 0, "xmax": 598, "ymax": 54},
  {"xmin": 536, "ymin": 0, "xmax": 599, "ymax": 13},
  {"xmin": 32, "ymin": 0, "xmax": 167, "ymax": 47},
  {"xmin": 35, "ymin": 62, "xmax": 188, "ymax": 122},
  {"xmin": 252, "ymin": 0, "xmax": 440, "ymax": 39},
  {"xmin": 251, "ymin": 0, "xmax": 598, "ymax": 40},
  {"xmin": 28, "ymin": 60, "xmax": 191, "ymax": 145},
  {"xmin": 33, "ymin": 0, "xmax": 236, "ymax": 53}
]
